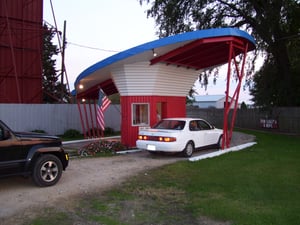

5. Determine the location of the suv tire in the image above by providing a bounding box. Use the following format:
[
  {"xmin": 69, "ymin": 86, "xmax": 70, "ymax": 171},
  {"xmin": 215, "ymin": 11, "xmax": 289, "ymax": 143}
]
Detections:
[{"xmin": 32, "ymin": 154, "xmax": 63, "ymax": 187}]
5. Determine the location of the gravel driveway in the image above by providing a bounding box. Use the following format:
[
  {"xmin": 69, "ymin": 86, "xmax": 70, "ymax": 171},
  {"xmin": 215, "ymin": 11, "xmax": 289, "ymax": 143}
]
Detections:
[{"xmin": 0, "ymin": 132, "xmax": 255, "ymax": 225}]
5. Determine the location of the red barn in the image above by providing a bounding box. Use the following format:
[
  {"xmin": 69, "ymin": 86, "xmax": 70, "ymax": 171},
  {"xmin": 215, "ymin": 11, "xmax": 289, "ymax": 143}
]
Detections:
[{"xmin": 0, "ymin": 0, "xmax": 43, "ymax": 103}]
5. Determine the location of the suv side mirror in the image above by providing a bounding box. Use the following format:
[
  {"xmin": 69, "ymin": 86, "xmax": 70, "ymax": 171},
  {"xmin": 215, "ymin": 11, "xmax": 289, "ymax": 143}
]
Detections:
[
  {"xmin": 1, "ymin": 130, "xmax": 11, "ymax": 140},
  {"xmin": 4, "ymin": 130, "xmax": 11, "ymax": 139}
]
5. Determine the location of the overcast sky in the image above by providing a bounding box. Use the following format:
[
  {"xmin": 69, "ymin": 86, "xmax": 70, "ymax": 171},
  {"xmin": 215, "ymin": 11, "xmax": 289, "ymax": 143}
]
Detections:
[{"xmin": 43, "ymin": 0, "xmax": 253, "ymax": 103}]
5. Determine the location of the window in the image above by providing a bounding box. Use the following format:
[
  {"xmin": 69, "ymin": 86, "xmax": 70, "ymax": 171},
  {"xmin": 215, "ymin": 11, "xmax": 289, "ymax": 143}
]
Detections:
[
  {"xmin": 132, "ymin": 103, "xmax": 149, "ymax": 126},
  {"xmin": 153, "ymin": 120, "xmax": 185, "ymax": 130},
  {"xmin": 198, "ymin": 120, "xmax": 211, "ymax": 130},
  {"xmin": 189, "ymin": 120, "xmax": 200, "ymax": 131},
  {"xmin": 0, "ymin": 127, "xmax": 3, "ymax": 140}
]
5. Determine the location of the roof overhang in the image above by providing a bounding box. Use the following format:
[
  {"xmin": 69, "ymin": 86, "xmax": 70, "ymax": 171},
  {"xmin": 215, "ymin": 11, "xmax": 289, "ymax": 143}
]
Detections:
[
  {"xmin": 150, "ymin": 36, "xmax": 250, "ymax": 69},
  {"xmin": 73, "ymin": 28, "xmax": 255, "ymax": 99}
]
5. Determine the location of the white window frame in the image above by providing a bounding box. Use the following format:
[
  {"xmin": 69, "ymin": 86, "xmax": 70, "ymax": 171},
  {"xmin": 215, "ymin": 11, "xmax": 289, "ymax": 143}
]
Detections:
[{"xmin": 132, "ymin": 103, "xmax": 149, "ymax": 126}]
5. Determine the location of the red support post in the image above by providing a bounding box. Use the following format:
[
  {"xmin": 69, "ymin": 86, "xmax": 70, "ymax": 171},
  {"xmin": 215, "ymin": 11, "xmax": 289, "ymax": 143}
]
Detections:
[
  {"xmin": 77, "ymin": 102, "xmax": 86, "ymax": 139},
  {"xmin": 222, "ymin": 41, "xmax": 233, "ymax": 149},
  {"xmin": 83, "ymin": 102, "xmax": 91, "ymax": 138},
  {"xmin": 228, "ymin": 43, "xmax": 249, "ymax": 142},
  {"xmin": 93, "ymin": 100, "xmax": 101, "ymax": 137},
  {"xmin": 222, "ymin": 41, "xmax": 249, "ymax": 149},
  {"xmin": 88, "ymin": 101, "xmax": 96, "ymax": 137}
]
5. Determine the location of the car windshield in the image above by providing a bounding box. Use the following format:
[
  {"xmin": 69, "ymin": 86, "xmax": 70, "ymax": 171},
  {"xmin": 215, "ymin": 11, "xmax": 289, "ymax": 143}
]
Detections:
[{"xmin": 153, "ymin": 120, "xmax": 186, "ymax": 130}]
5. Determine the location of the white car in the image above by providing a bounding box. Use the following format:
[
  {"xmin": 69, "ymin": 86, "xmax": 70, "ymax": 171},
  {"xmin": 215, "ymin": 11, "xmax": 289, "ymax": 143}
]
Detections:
[{"xmin": 136, "ymin": 118, "xmax": 223, "ymax": 157}]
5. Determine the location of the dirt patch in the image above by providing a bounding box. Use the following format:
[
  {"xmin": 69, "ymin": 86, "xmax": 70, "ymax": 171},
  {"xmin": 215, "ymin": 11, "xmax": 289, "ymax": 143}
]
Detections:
[{"xmin": 0, "ymin": 132, "xmax": 255, "ymax": 225}]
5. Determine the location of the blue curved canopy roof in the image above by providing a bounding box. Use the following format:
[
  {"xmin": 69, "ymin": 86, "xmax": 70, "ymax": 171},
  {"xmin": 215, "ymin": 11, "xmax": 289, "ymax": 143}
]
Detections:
[{"xmin": 73, "ymin": 28, "xmax": 255, "ymax": 97}]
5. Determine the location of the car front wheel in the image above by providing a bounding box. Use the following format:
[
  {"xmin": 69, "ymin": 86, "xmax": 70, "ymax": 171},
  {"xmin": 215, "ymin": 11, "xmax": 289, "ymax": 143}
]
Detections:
[
  {"xmin": 182, "ymin": 141, "xmax": 194, "ymax": 157},
  {"xmin": 32, "ymin": 154, "xmax": 63, "ymax": 187},
  {"xmin": 217, "ymin": 135, "xmax": 223, "ymax": 149}
]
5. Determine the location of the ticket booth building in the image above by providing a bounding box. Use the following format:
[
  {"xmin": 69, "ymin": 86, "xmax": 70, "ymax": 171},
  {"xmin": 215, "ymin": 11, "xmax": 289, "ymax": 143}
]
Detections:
[{"xmin": 73, "ymin": 28, "xmax": 255, "ymax": 148}]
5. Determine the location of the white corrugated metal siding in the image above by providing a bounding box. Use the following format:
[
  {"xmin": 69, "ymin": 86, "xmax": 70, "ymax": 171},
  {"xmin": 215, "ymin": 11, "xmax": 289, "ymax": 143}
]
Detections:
[
  {"xmin": 0, "ymin": 104, "xmax": 120, "ymax": 135},
  {"xmin": 112, "ymin": 61, "xmax": 201, "ymax": 96}
]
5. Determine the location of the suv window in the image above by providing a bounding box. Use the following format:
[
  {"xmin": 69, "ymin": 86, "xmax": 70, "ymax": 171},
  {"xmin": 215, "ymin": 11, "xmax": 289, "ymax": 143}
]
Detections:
[{"xmin": 0, "ymin": 127, "xmax": 3, "ymax": 140}]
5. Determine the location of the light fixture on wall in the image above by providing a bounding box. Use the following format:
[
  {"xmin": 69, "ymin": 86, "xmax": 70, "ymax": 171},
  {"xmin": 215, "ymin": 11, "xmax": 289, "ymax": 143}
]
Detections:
[
  {"xmin": 152, "ymin": 49, "xmax": 157, "ymax": 57},
  {"xmin": 79, "ymin": 84, "xmax": 84, "ymax": 89}
]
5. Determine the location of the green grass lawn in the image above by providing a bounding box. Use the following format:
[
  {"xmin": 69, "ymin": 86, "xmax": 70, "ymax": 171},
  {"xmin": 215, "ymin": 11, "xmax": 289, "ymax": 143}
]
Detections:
[{"xmin": 25, "ymin": 130, "xmax": 300, "ymax": 225}]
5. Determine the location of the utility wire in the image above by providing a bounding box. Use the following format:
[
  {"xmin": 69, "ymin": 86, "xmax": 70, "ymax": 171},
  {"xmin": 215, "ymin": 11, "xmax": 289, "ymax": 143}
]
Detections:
[
  {"xmin": 43, "ymin": 21, "xmax": 120, "ymax": 53},
  {"xmin": 67, "ymin": 42, "xmax": 120, "ymax": 53}
]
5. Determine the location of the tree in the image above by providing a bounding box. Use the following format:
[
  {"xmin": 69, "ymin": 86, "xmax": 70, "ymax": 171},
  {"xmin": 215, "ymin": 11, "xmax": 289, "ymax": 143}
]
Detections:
[
  {"xmin": 140, "ymin": 0, "xmax": 300, "ymax": 106},
  {"xmin": 42, "ymin": 23, "xmax": 70, "ymax": 103},
  {"xmin": 240, "ymin": 101, "xmax": 248, "ymax": 110},
  {"xmin": 109, "ymin": 93, "xmax": 120, "ymax": 104},
  {"xmin": 250, "ymin": 30, "xmax": 300, "ymax": 107}
]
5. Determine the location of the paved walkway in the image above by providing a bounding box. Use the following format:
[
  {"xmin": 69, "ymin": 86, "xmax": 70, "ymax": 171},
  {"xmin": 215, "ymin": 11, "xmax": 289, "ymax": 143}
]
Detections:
[{"xmin": 62, "ymin": 131, "xmax": 256, "ymax": 158}]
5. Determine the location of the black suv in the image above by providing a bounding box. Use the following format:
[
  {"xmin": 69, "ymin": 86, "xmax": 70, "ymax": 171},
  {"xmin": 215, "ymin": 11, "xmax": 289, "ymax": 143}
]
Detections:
[{"xmin": 0, "ymin": 120, "xmax": 69, "ymax": 187}]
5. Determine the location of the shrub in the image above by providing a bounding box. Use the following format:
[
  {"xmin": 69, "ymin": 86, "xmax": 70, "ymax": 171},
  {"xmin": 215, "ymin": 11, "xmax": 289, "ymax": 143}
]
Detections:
[
  {"xmin": 85, "ymin": 127, "xmax": 116, "ymax": 137},
  {"xmin": 78, "ymin": 140, "xmax": 127, "ymax": 157},
  {"xmin": 31, "ymin": 129, "xmax": 46, "ymax": 133},
  {"xmin": 63, "ymin": 129, "xmax": 82, "ymax": 138},
  {"xmin": 104, "ymin": 127, "xmax": 115, "ymax": 135}
]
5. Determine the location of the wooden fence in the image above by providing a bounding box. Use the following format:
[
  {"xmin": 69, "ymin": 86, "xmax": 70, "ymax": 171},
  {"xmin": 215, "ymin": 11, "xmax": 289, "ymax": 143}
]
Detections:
[{"xmin": 187, "ymin": 106, "xmax": 300, "ymax": 134}]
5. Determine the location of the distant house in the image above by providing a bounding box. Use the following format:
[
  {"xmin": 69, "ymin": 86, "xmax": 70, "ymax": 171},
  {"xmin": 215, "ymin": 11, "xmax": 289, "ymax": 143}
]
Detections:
[{"xmin": 193, "ymin": 95, "xmax": 236, "ymax": 109}]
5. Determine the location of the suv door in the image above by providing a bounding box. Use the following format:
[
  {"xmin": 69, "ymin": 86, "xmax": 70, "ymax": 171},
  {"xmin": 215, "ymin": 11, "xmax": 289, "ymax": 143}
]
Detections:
[{"xmin": 0, "ymin": 126, "xmax": 27, "ymax": 176}]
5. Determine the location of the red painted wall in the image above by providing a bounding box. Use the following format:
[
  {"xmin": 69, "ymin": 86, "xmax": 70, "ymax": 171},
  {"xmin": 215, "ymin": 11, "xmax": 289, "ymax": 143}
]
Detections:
[
  {"xmin": 0, "ymin": 0, "xmax": 43, "ymax": 103},
  {"xmin": 121, "ymin": 95, "xmax": 186, "ymax": 147}
]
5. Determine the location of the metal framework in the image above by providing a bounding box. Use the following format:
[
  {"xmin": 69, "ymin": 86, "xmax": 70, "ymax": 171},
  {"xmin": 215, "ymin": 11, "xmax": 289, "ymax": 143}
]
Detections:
[
  {"xmin": 0, "ymin": 0, "xmax": 43, "ymax": 103},
  {"xmin": 0, "ymin": 0, "xmax": 70, "ymax": 103},
  {"xmin": 222, "ymin": 41, "xmax": 249, "ymax": 149}
]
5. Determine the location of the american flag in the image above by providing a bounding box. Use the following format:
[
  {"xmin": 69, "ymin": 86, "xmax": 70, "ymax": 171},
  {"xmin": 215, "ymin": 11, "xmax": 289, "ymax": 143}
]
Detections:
[{"xmin": 97, "ymin": 89, "xmax": 111, "ymax": 131}]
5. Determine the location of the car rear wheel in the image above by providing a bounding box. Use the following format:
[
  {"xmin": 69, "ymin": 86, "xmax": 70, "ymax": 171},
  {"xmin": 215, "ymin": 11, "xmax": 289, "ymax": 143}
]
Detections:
[
  {"xmin": 182, "ymin": 141, "xmax": 194, "ymax": 157},
  {"xmin": 32, "ymin": 154, "xmax": 63, "ymax": 187}
]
